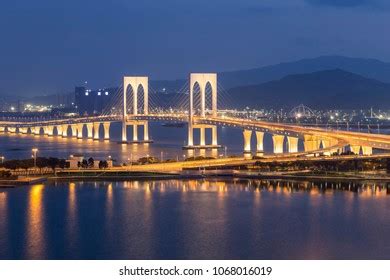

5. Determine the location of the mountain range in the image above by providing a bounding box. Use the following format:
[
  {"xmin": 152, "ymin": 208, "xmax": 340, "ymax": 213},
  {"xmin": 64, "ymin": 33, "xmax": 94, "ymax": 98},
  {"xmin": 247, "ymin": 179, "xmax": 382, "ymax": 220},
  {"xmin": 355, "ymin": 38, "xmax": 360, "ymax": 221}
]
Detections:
[
  {"xmin": 226, "ymin": 69, "xmax": 390, "ymax": 110},
  {"xmin": 218, "ymin": 55, "xmax": 390, "ymax": 89},
  {"xmin": 5, "ymin": 55, "xmax": 390, "ymax": 110},
  {"xmin": 151, "ymin": 55, "xmax": 390, "ymax": 91}
]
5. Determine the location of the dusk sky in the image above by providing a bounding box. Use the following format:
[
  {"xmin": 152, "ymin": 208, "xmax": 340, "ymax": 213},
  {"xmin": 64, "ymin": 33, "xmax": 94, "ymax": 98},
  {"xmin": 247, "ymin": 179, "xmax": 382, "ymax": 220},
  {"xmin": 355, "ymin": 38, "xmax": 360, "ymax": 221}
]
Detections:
[{"xmin": 0, "ymin": 0, "xmax": 389, "ymax": 96}]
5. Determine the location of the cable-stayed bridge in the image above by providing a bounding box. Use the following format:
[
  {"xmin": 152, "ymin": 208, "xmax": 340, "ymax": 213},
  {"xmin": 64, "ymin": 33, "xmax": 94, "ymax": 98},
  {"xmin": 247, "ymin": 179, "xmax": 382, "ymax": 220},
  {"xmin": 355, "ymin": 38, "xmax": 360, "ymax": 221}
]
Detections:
[{"xmin": 1, "ymin": 73, "xmax": 390, "ymax": 157}]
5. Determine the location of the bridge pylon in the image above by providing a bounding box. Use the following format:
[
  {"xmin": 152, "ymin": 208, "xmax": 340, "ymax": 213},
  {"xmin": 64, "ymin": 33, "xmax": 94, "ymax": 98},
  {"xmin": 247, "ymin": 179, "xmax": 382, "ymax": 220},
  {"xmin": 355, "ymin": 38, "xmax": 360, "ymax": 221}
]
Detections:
[
  {"xmin": 121, "ymin": 76, "xmax": 152, "ymax": 144},
  {"xmin": 185, "ymin": 73, "xmax": 220, "ymax": 150}
]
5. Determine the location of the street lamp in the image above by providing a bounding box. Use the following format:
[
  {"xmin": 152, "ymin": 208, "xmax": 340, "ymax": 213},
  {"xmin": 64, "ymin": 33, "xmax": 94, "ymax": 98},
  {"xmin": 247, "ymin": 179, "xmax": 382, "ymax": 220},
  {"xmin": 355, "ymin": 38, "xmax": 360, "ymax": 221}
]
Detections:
[
  {"xmin": 0, "ymin": 156, "xmax": 4, "ymax": 164},
  {"xmin": 32, "ymin": 148, "xmax": 38, "ymax": 168}
]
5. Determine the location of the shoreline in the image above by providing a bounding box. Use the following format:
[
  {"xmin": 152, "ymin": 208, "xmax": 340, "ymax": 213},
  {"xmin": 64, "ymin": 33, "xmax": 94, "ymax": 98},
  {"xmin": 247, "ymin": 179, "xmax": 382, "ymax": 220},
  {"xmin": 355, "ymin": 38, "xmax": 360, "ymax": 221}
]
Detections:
[{"xmin": 2, "ymin": 170, "xmax": 390, "ymax": 187}]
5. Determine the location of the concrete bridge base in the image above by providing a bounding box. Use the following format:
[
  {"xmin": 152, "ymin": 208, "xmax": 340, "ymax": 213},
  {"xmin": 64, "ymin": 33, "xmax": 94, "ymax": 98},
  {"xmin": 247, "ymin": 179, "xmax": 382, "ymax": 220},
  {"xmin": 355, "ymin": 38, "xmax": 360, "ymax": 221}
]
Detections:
[
  {"xmin": 120, "ymin": 121, "xmax": 150, "ymax": 144},
  {"xmin": 185, "ymin": 124, "xmax": 219, "ymax": 150},
  {"xmin": 182, "ymin": 144, "xmax": 221, "ymax": 150},
  {"xmin": 119, "ymin": 140, "xmax": 154, "ymax": 144}
]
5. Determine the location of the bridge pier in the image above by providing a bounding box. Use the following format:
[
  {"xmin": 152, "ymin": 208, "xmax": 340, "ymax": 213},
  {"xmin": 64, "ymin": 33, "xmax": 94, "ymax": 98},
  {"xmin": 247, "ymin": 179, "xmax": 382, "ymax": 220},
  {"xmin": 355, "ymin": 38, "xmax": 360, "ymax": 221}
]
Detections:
[
  {"xmin": 93, "ymin": 123, "xmax": 100, "ymax": 140},
  {"xmin": 122, "ymin": 120, "xmax": 127, "ymax": 142},
  {"xmin": 200, "ymin": 127, "xmax": 206, "ymax": 146},
  {"xmin": 56, "ymin": 125, "xmax": 63, "ymax": 136},
  {"xmin": 255, "ymin": 131, "xmax": 264, "ymax": 155},
  {"xmin": 120, "ymin": 121, "xmax": 151, "ymax": 144},
  {"xmin": 45, "ymin": 125, "xmax": 54, "ymax": 136},
  {"xmin": 272, "ymin": 135, "xmax": 285, "ymax": 154},
  {"xmin": 212, "ymin": 126, "xmax": 217, "ymax": 146},
  {"xmin": 350, "ymin": 145, "xmax": 373, "ymax": 156},
  {"xmin": 187, "ymin": 122, "xmax": 194, "ymax": 147},
  {"xmin": 132, "ymin": 124, "xmax": 138, "ymax": 141},
  {"xmin": 304, "ymin": 135, "xmax": 320, "ymax": 152},
  {"xmin": 86, "ymin": 123, "xmax": 93, "ymax": 139},
  {"xmin": 19, "ymin": 127, "xmax": 28, "ymax": 134},
  {"xmin": 184, "ymin": 125, "xmax": 219, "ymax": 149},
  {"xmin": 34, "ymin": 127, "xmax": 41, "ymax": 135},
  {"xmin": 243, "ymin": 129, "xmax": 252, "ymax": 154},
  {"xmin": 71, "ymin": 125, "xmax": 77, "ymax": 138},
  {"xmin": 103, "ymin": 122, "xmax": 110, "ymax": 140},
  {"xmin": 77, "ymin": 123, "xmax": 84, "ymax": 139},
  {"xmin": 144, "ymin": 122, "xmax": 149, "ymax": 141},
  {"xmin": 350, "ymin": 145, "xmax": 361, "ymax": 155},
  {"xmin": 62, "ymin": 124, "xmax": 68, "ymax": 137},
  {"xmin": 287, "ymin": 136, "xmax": 299, "ymax": 153},
  {"xmin": 362, "ymin": 146, "xmax": 373, "ymax": 156}
]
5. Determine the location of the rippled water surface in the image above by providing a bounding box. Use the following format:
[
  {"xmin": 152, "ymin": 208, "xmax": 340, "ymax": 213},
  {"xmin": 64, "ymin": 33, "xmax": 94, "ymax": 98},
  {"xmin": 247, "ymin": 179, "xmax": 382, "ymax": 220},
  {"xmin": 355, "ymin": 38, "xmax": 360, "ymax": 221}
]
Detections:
[{"xmin": 1, "ymin": 179, "xmax": 390, "ymax": 259}]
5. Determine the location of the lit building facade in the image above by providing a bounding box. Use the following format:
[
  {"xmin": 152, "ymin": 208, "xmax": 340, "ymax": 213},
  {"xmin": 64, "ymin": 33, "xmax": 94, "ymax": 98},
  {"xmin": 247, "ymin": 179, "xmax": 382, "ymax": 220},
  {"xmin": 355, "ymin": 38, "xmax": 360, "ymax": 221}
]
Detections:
[{"xmin": 75, "ymin": 86, "xmax": 117, "ymax": 116}]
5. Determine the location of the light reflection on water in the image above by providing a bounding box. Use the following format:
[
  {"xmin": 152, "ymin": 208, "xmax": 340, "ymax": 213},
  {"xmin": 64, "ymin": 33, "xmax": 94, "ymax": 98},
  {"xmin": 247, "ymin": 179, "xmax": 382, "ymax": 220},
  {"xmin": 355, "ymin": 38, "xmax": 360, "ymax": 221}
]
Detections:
[
  {"xmin": 25, "ymin": 185, "xmax": 46, "ymax": 259},
  {"xmin": 0, "ymin": 123, "xmax": 245, "ymax": 162},
  {"xmin": 1, "ymin": 179, "xmax": 390, "ymax": 259},
  {"xmin": 0, "ymin": 122, "xmax": 307, "ymax": 162}
]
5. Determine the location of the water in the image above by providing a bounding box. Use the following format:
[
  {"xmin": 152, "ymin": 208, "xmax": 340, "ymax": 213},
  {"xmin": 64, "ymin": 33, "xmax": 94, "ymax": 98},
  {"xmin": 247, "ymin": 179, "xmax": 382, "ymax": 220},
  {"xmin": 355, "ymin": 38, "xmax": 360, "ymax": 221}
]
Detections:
[
  {"xmin": 1, "ymin": 179, "xmax": 390, "ymax": 260},
  {"xmin": 1, "ymin": 124, "xmax": 390, "ymax": 259},
  {"xmin": 0, "ymin": 122, "xmax": 303, "ymax": 163}
]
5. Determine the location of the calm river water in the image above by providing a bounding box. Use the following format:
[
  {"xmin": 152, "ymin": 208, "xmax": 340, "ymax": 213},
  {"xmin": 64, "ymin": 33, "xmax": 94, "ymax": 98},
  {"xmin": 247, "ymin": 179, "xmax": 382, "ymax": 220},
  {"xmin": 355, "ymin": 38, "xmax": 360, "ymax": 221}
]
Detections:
[
  {"xmin": 1, "ymin": 123, "xmax": 390, "ymax": 259},
  {"xmin": 1, "ymin": 179, "xmax": 390, "ymax": 259}
]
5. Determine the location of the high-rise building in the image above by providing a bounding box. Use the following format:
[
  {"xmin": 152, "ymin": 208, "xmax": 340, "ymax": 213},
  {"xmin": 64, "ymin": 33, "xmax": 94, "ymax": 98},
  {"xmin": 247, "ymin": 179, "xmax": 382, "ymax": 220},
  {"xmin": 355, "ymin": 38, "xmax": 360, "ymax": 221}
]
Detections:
[{"xmin": 74, "ymin": 86, "xmax": 117, "ymax": 115}]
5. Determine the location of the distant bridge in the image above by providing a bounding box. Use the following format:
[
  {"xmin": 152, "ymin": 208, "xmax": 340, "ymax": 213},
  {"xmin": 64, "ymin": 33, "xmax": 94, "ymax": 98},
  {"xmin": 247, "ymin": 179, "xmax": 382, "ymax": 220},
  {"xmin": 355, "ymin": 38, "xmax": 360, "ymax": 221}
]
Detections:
[{"xmin": 1, "ymin": 73, "xmax": 390, "ymax": 157}]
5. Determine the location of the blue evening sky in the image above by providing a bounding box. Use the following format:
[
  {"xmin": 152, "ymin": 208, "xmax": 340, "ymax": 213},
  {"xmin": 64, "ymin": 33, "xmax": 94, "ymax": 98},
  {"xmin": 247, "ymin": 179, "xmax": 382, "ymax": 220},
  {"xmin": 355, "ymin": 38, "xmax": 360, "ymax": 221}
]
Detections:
[{"xmin": 0, "ymin": 0, "xmax": 388, "ymax": 95}]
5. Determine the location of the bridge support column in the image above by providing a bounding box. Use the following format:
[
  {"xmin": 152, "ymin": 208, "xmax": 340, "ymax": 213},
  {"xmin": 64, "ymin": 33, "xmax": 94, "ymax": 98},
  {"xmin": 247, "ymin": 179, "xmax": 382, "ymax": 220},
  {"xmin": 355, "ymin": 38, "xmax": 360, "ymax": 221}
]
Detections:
[
  {"xmin": 243, "ymin": 129, "xmax": 252, "ymax": 154},
  {"xmin": 212, "ymin": 126, "xmax": 218, "ymax": 146},
  {"xmin": 93, "ymin": 123, "xmax": 100, "ymax": 140},
  {"xmin": 71, "ymin": 125, "xmax": 77, "ymax": 138},
  {"xmin": 287, "ymin": 136, "xmax": 299, "ymax": 153},
  {"xmin": 86, "ymin": 123, "xmax": 93, "ymax": 139},
  {"xmin": 350, "ymin": 145, "xmax": 361, "ymax": 155},
  {"xmin": 304, "ymin": 135, "xmax": 320, "ymax": 152},
  {"xmin": 143, "ymin": 122, "xmax": 149, "ymax": 141},
  {"xmin": 184, "ymin": 124, "xmax": 217, "ymax": 149},
  {"xmin": 19, "ymin": 127, "xmax": 28, "ymax": 134},
  {"xmin": 200, "ymin": 127, "xmax": 206, "ymax": 146},
  {"xmin": 46, "ymin": 125, "xmax": 54, "ymax": 136},
  {"xmin": 255, "ymin": 132, "xmax": 264, "ymax": 154},
  {"xmin": 273, "ymin": 135, "xmax": 285, "ymax": 154},
  {"xmin": 77, "ymin": 123, "xmax": 84, "ymax": 139},
  {"xmin": 62, "ymin": 125, "xmax": 68, "ymax": 137},
  {"xmin": 361, "ymin": 146, "xmax": 373, "ymax": 156},
  {"xmin": 188, "ymin": 123, "xmax": 194, "ymax": 147},
  {"xmin": 319, "ymin": 137, "xmax": 336, "ymax": 149},
  {"xmin": 34, "ymin": 127, "xmax": 41, "ymax": 135},
  {"xmin": 56, "ymin": 125, "xmax": 62, "ymax": 136},
  {"xmin": 103, "ymin": 122, "xmax": 110, "ymax": 140},
  {"xmin": 132, "ymin": 124, "xmax": 138, "ymax": 142},
  {"xmin": 122, "ymin": 120, "xmax": 127, "ymax": 142}
]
